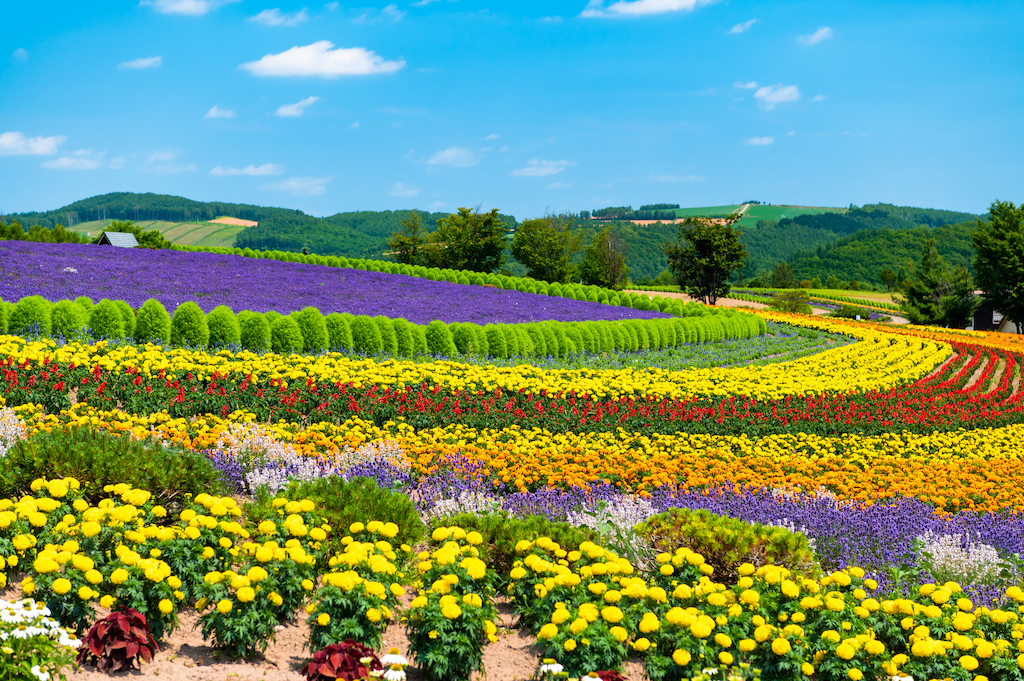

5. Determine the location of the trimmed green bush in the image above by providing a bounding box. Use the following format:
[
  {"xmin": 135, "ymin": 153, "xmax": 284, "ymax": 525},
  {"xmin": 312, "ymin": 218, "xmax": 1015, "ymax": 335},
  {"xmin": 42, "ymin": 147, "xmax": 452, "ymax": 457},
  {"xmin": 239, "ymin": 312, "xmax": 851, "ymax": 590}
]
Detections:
[
  {"xmin": 115, "ymin": 300, "xmax": 136, "ymax": 338},
  {"xmin": 325, "ymin": 313, "xmax": 353, "ymax": 352},
  {"xmin": 50, "ymin": 300, "xmax": 87, "ymax": 339},
  {"xmin": 539, "ymin": 324, "xmax": 559, "ymax": 357},
  {"xmin": 373, "ymin": 316, "xmax": 398, "ymax": 355},
  {"xmin": 264, "ymin": 310, "xmax": 283, "ymax": 327},
  {"xmin": 74, "ymin": 296, "xmax": 95, "ymax": 316},
  {"xmin": 135, "ymin": 299, "xmax": 171, "ymax": 344},
  {"xmin": 522, "ymin": 324, "xmax": 546, "ymax": 358},
  {"xmin": 484, "ymin": 324, "xmax": 507, "ymax": 359},
  {"xmin": 9, "ymin": 295, "xmax": 52, "ymax": 336},
  {"xmin": 207, "ymin": 305, "xmax": 241, "ymax": 348},
  {"xmin": 293, "ymin": 307, "xmax": 329, "ymax": 353},
  {"xmin": 500, "ymin": 325, "xmax": 519, "ymax": 357},
  {"xmin": 391, "ymin": 318, "xmax": 414, "ymax": 357},
  {"xmin": 270, "ymin": 315, "xmax": 304, "ymax": 354},
  {"xmin": 424, "ymin": 320, "xmax": 456, "ymax": 357},
  {"xmin": 88, "ymin": 299, "xmax": 125, "ymax": 340},
  {"xmin": 410, "ymin": 324, "xmax": 428, "ymax": 355},
  {"xmin": 170, "ymin": 301, "xmax": 210, "ymax": 347},
  {"xmin": 238, "ymin": 311, "xmax": 270, "ymax": 352},
  {"xmin": 350, "ymin": 315, "xmax": 384, "ymax": 355},
  {"xmin": 514, "ymin": 327, "xmax": 534, "ymax": 357},
  {"xmin": 450, "ymin": 323, "xmax": 474, "ymax": 355}
]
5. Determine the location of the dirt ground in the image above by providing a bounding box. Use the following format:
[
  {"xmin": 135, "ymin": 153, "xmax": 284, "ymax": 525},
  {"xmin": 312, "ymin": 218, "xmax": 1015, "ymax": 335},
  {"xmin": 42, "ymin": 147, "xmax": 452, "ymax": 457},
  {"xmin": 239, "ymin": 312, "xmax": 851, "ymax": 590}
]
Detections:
[{"xmin": 56, "ymin": 595, "xmax": 645, "ymax": 681}]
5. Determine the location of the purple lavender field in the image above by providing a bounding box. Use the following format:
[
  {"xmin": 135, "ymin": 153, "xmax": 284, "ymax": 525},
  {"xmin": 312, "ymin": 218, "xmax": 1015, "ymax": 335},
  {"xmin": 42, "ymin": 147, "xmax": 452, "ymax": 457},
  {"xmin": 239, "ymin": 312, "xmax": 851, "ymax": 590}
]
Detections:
[{"xmin": 0, "ymin": 241, "xmax": 667, "ymax": 325}]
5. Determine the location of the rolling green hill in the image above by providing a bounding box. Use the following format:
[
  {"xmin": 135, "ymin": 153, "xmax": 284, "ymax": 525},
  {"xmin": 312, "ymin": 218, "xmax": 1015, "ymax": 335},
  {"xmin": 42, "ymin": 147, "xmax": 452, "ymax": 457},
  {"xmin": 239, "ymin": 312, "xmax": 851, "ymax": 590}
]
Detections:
[{"xmin": 69, "ymin": 219, "xmax": 245, "ymax": 248}]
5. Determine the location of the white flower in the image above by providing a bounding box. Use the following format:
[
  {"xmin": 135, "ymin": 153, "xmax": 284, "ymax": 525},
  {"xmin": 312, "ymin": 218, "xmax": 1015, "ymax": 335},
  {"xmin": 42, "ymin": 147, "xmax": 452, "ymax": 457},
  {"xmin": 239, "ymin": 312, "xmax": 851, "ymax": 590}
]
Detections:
[
  {"xmin": 383, "ymin": 664, "xmax": 406, "ymax": 681},
  {"xmin": 380, "ymin": 648, "xmax": 408, "ymax": 667},
  {"xmin": 539, "ymin": 660, "xmax": 564, "ymax": 674},
  {"xmin": 30, "ymin": 664, "xmax": 50, "ymax": 681},
  {"xmin": 62, "ymin": 266, "xmax": 78, "ymax": 273}
]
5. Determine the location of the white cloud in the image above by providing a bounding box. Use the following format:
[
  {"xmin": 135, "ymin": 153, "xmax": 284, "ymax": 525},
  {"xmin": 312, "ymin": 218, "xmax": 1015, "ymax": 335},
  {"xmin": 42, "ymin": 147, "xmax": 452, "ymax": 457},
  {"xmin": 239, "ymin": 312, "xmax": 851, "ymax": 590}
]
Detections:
[
  {"xmin": 426, "ymin": 147, "xmax": 479, "ymax": 167},
  {"xmin": 0, "ymin": 131, "xmax": 65, "ymax": 156},
  {"xmin": 109, "ymin": 156, "xmax": 128, "ymax": 169},
  {"xmin": 210, "ymin": 163, "xmax": 284, "ymax": 176},
  {"xmin": 728, "ymin": 18, "xmax": 757, "ymax": 33},
  {"xmin": 382, "ymin": 4, "xmax": 406, "ymax": 20},
  {"xmin": 12, "ymin": 48, "xmax": 28, "ymax": 61},
  {"xmin": 241, "ymin": 41, "xmax": 405, "ymax": 77},
  {"xmin": 41, "ymin": 154, "xmax": 102, "ymax": 170},
  {"xmin": 649, "ymin": 173, "xmax": 703, "ymax": 182},
  {"xmin": 390, "ymin": 182, "xmax": 420, "ymax": 196},
  {"xmin": 411, "ymin": 0, "xmax": 442, "ymax": 5},
  {"xmin": 140, "ymin": 0, "xmax": 240, "ymax": 15},
  {"xmin": 275, "ymin": 96, "xmax": 320, "ymax": 117},
  {"xmin": 581, "ymin": 0, "xmax": 715, "ymax": 18},
  {"xmin": 324, "ymin": 1, "xmax": 339, "ymax": 9},
  {"xmin": 754, "ymin": 84, "xmax": 800, "ymax": 110},
  {"xmin": 350, "ymin": 121, "xmax": 360, "ymax": 128},
  {"xmin": 798, "ymin": 26, "xmax": 833, "ymax": 45},
  {"xmin": 547, "ymin": 182, "xmax": 573, "ymax": 189},
  {"xmin": 745, "ymin": 136, "xmax": 774, "ymax": 146},
  {"xmin": 733, "ymin": 80, "xmax": 758, "ymax": 90},
  {"xmin": 119, "ymin": 56, "xmax": 162, "ymax": 69},
  {"xmin": 263, "ymin": 175, "xmax": 333, "ymax": 196},
  {"xmin": 205, "ymin": 105, "xmax": 236, "ymax": 119},
  {"xmin": 786, "ymin": 130, "xmax": 796, "ymax": 136},
  {"xmin": 511, "ymin": 159, "xmax": 576, "ymax": 177},
  {"xmin": 541, "ymin": 16, "xmax": 562, "ymax": 22},
  {"xmin": 143, "ymin": 150, "xmax": 197, "ymax": 173},
  {"xmin": 484, "ymin": 134, "xmax": 499, "ymax": 140},
  {"xmin": 249, "ymin": 8, "xmax": 308, "ymax": 25},
  {"xmin": 811, "ymin": 94, "xmax": 826, "ymax": 102},
  {"xmin": 428, "ymin": 200, "xmax": 445, "ymax": 209}
]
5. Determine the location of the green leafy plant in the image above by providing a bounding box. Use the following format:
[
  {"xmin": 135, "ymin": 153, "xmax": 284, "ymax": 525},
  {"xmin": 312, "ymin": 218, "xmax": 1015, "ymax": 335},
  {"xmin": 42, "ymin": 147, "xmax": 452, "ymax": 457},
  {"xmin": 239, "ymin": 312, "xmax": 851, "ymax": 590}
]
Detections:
[
  {"xmin": 270, "ymin": 314, "xmax": 305, "ymax": 354},
  {"xmin": 169, "ymin": 301, "xmax": 209, "ymax": 347},
  {"xmin": 206, "ymin": 305, "xmax": 241, "ymax": 348},
  {"xmin": 134, "ymin": 298, "xmax": 171, "ymax": 344},
  {"xmin": 88, "ymin": 299, "xmax": 125, "ymax": 340},
  {"xmin": 294, "ymin": 307, "xmax": 329, "ymax": 353},
  {"xmin": 9, "ymin": 295, "xmax": 52, "ymax": 336},
  {"xmin": 76, "ymin": 608, "xmax": 158, "ymax": 672},
  {"xmin": 237, "ymin": 310, "xmax": 270, "ymax": 351},
  {"xmin": 634, "ymin": 508, "xmax": 818, "ymax": 584}
]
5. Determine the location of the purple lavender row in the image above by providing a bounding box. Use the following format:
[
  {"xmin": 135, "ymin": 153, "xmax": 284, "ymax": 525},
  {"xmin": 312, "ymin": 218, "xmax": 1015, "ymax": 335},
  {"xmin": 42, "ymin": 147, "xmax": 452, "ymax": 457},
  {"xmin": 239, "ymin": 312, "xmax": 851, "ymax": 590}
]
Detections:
[{"xmin": 0, "ymin": 241, "xmax": 668, "ymax": 326}]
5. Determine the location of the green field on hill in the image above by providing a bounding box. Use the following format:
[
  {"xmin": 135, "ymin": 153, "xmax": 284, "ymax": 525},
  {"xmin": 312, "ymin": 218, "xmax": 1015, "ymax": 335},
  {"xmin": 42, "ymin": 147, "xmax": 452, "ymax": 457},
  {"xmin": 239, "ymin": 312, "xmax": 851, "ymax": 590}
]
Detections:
[{"xmin": 70, "ymin": 219, "xmax": 245, "ymax": 248}]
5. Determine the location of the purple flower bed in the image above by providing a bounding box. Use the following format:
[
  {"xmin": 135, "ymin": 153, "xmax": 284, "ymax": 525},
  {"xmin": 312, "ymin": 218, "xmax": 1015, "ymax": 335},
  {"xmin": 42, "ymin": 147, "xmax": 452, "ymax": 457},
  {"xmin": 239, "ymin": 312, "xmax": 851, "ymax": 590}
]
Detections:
[{"xmin": 0, "ymin": 241, "xmax": 668, "ymax": 325}]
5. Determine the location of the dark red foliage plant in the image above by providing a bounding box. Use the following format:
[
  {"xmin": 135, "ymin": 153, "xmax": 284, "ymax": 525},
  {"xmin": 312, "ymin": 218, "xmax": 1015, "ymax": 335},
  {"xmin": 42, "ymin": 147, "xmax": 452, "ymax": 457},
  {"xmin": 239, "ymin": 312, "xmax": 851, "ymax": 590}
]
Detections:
[
  {"xmin": 76, "ymin": 608, "xmax": 159, "ymax": 672},
  {"xmin": 595, "ymin": 672, "xmax": 627, "ymax": 681},
  {"xmin": 302, "ymin": 639, "xmax": 383, "ymax": 681}
]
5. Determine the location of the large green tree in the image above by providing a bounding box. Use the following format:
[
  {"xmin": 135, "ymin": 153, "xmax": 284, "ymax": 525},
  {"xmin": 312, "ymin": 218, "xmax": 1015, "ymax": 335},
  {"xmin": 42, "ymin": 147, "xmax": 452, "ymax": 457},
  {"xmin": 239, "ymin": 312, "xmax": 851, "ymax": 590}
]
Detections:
[
  {"xmin": 663, "ymin": 214, "xmax": 746, "ymax": 305},
  {"xmin": 897, "ymin": 238, "xmax": 977, "ymax": 328},
  {"xmin": 578, "ymin": 228, "xmax": 630, "ymax": 290},
  {"xmin": 973, "ymin": 200, "xmax": 1024, "ymax": 333},
  {"xmin": 430, "ymin": 208, "xmax": 509, "ymax": 273},
  {"xmin": 510, "ymin": 214, "xmax": 583, "ymax": 283},
  {"xmin": 386, "ymin": 212, "xmax": 429, "ymax": 265}
]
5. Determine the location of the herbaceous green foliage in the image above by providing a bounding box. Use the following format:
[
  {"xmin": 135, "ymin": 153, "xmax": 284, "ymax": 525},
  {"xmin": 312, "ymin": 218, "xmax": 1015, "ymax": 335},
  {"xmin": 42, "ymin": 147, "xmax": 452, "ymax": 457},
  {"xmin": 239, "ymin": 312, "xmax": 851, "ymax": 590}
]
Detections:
[
  {"xmin": 237, "ymin": 311, "xmax": 270, "ymax": 351},
  {"xmin": 325, "ymin": 313, "xmax": 353, "ymax": 351},
  {"xmin": 9, "ymin": 295, "xmax": 52, "ymax": 336},
  {"xmin": 293, "ymin": 307, "xmax": 329, "ymax": 353},
  {"xmin": 114, "ymin": 300, "xmax": 136, "ymax": 338},
  {"xmin": 425, "ymin": 320, "xmax": 457, "ymax": 357},
  {"xmin": 578, "ymin": 228, "xmax": 630, "ymax": 290},
  {"xmin": 269, "ymin": 315, "xmax": 304, "ymax": 354},
  {"xmin": 134, "ymin": 298, "xmax": 172, "ymax": 344},
  {"xmin": 348, "ymin": 315, "xmax": 383, "ymax": 355},
  {"xmin": 170, "ymin": 301, "xmax": 210, "ymax": 347},
  {"xmin": 634, "ymin": 508, "xmax": 818, "ymax": 585},
  {"xmin": 74, "ymin": 296, "xmax": 95, "ymax": 315},
  {"xmin": 973, "ymin": 200, "xmax": 1024, "ymax": 333},
  {"xmin": 206, "ymin": 305, "xmax": 241, "ymax": 348},
  {"xmin": 484, "ymin": 324, "xmax": 507, "ymax": 359},
  {"xmin": 50, "ymin": 300, "xmax": 87, "ymax": 339},
  {"xmin": 0, "ymin": 425, "xmax": 226, "ymax": 512},
  {"xmin": 88, "ymin": 300, "xmax": 125, "ymax": 340},
  {"xmin": 664, "ymin": 215, "xmax": 747, "ymax": 305}
]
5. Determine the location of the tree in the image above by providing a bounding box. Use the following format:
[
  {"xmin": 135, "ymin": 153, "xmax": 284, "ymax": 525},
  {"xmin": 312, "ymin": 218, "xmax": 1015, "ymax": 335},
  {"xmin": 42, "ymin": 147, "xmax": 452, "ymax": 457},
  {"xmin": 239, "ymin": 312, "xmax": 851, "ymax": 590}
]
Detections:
[
  {"xmin": 579, "ymin": 228, "xmax": 630, "ymax": 290},
  {"xmin": 879, "ymin": 268, "xmax": 898, "ymax": 292},
  {"xmin": 386, "ymin": 212, "xmax": 429, "ymax": 265},
  {"xmin": 769, "ymin": 262, "xmax": 799, "ymax": 289},
  {"xmin": 973, "ymin": 200, "xmax": 1024, "ymax": 333},
  {"xmin": 897, "ymin": 238, "xmax": 977, "ymax": 328},
  {"xmin": 663, "ymin": 214, "xmax": 746, "ymax": 305},
  {"xmin": 428, "ymin": 207, "xmax": 509, "ymax": 273},
  {"xmin": 510, "ymin": 214, "xmax": 583, "ymax": 283}
]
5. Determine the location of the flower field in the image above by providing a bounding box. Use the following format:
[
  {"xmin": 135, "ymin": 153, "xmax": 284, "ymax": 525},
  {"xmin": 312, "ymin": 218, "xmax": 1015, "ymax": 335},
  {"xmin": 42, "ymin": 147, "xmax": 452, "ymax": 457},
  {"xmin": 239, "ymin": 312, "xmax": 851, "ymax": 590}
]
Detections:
[{"xmin": 1, "ymin": 243, "xmax": 1024, "ymax": 680}]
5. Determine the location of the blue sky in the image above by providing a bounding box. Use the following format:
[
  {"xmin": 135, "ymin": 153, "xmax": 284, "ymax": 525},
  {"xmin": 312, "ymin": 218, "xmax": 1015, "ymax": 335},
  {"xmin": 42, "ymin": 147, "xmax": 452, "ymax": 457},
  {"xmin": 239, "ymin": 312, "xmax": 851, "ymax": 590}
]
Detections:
[{"xmin": 2, "ymin": 0, "xmax": 1021, "ymax": 220}]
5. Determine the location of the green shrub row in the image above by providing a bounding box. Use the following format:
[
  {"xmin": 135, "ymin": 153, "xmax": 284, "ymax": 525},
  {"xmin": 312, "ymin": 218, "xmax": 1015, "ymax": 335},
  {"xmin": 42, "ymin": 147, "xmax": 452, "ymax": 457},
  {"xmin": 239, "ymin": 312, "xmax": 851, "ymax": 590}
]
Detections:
[{"xmin": 0, "ymin": 295, "xmax": 767, "ymax": 359}]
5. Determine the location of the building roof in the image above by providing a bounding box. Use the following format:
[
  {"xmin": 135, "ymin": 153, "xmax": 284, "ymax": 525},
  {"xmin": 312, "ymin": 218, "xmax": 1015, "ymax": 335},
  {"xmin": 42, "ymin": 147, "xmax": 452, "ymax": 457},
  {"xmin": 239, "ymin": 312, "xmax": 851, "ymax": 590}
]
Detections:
[{"xmin": 98, "ymin": 231, "xmax": 139, "ymax": 248}]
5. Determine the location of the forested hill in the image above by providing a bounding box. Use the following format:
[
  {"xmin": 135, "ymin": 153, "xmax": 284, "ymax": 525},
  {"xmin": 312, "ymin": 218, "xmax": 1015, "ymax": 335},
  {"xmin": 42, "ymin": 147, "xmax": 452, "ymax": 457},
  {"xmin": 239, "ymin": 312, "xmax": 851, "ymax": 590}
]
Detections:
[
  {"xmin": 2, "ymin": 192, "xmax": 517, "ymax": 259},
  {"xmin": 739, "ymin": 203, "xmax": 984, "ymax": 282}
]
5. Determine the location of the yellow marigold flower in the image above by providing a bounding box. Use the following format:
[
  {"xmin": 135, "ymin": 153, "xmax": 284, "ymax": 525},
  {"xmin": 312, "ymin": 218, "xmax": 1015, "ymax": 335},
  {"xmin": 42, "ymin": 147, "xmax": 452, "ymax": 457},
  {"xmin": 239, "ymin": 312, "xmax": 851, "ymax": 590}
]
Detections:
[
  {"xmin": 52, "ymin": 578, "xmax": 72, "ymax": 595},
  {"xmin": 317, "ymin": 613, "xmax": 331, "ymax": 626},
  {"xmin": 538, "ymin": 623, "xmax": 558, "ymax": 639},
  {"xmin": 719, "ymin": 651, "xmax": 734, "ymax": 665},
  {"xmin": 836, "ymin": 643, "xmax": 856, "ymax": 660},
  {"xmin": 563, "ymin": 639, "xmax": 577, "ymax": 652},
  {"xmin": 441, "ymin": 603, "xmax": 462, "ymax": 619},
  {"xmin": 633, "ymin": 638, "xmax": 651, "ymax": 652},
  {"xmin": 772, "ymin": 638, "xmax": 792, "ymax": 656},
  {"xmin": 217, "ymin": 599, "xmax": 233, "ymax": 614},
  {"xmin": 601, "ymin": 606, "xmax": 624, "ymax": 624},
  {"xmin": 110, "ymin": 568, "xmax": 130, "ymax": 585},
  {"xmin": 237, "ymin": 587, "xmax": 255, "ymax": 603},
  {"xmin": 367, "ymin": 608, "xmax": 382, "ymax": 623},
  {"xmin": 100, "ymin": 595, "xmax": 115, "ymax": 609},
  {"xmin": 739, "ymin": 639, "xmax": 756, "ymax": 652},
  {"xmin": 159, "ymin": 599, "xmax": 174, "ymax": 615},
  {"xmin": 672, "ymin": 649, "xmax": 690, "ymax": 666},
  {"xmin": 847, "ymin": 669, "xmax": 863, "ymax": 681}
]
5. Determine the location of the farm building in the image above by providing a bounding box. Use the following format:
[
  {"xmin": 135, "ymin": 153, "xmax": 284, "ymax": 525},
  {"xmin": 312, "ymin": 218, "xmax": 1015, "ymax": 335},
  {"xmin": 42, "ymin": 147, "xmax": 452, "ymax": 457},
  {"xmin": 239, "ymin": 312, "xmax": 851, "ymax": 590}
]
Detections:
[{"xmin": 96, "ymin": 232, "xmax": 139, "ymax": 248}]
